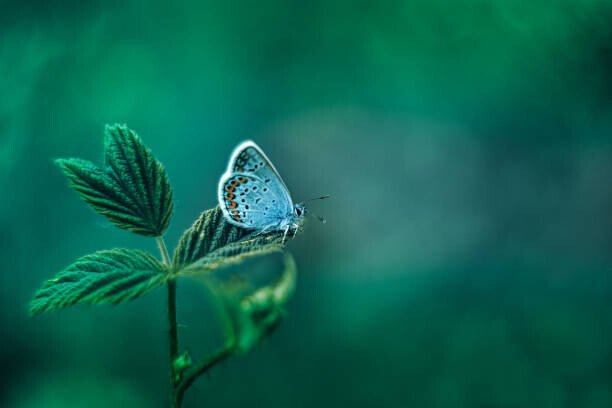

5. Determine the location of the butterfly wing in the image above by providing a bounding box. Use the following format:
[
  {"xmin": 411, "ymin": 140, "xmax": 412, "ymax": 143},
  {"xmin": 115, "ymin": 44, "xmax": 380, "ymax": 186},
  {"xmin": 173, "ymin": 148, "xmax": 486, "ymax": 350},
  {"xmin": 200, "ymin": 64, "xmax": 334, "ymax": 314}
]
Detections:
[
  {"xmin": 228, "ymin": 141, "xmax": 293, "ymax": 206},
  {"xmin": 218, "ymin": 172, "xmax": 291, "ymax": 228},
  {"xmin": 218, "ymin": 141, "xmax": 294, "ymax": 229}
]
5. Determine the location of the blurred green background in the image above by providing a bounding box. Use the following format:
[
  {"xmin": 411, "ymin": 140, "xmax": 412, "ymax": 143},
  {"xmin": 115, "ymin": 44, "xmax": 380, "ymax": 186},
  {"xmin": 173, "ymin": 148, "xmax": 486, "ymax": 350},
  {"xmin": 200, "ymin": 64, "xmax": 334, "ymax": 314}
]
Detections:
[{"xmin": 2, "ymin": 0, "xmax": 612, "ymax": 407}]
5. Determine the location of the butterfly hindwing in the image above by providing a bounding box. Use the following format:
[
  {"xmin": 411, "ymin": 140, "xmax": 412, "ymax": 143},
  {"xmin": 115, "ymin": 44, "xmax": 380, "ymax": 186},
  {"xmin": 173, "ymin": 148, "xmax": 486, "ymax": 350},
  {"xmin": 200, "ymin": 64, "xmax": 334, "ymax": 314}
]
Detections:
[{"xmin": 219, "ymin": 172, "xmax": 291, "ymax": 228}]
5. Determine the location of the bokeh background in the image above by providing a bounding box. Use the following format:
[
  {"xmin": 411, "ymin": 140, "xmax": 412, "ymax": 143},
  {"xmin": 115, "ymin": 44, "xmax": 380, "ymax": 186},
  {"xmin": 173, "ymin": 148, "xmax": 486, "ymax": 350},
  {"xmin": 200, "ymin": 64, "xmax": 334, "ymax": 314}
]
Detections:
[{"xmin": 2, "ymin": 1, "xmax": 612, "ymax": 407}]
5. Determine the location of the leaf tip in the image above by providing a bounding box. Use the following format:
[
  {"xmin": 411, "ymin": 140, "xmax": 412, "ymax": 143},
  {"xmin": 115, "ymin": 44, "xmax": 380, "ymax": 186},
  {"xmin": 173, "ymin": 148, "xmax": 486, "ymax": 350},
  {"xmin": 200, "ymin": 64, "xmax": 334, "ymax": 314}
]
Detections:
[
  {"xmin": 104, "ymin": 122, "xmax": 128, "ymax": 132},
  {"xmin": 53, "ymin": 157, "xmax": 68, "ymax": 168},
  {"xmin": 28, "ymin": 306, "xmax": 41, "ymax": 317}
]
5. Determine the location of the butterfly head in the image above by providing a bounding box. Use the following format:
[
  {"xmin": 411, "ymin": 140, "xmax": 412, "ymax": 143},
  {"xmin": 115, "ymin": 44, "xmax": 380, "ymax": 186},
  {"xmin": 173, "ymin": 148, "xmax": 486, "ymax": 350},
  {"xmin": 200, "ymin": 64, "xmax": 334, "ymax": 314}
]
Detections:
[{"xmin": 293, "ymin": 203, "xmax": 306, "ymax": 219}]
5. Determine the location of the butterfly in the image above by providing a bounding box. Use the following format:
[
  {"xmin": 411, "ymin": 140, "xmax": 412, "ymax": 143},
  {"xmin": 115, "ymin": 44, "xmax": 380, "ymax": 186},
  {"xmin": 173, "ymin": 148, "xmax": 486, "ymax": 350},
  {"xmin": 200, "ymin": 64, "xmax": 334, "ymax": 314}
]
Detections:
[{"xmin": 218, "ymin": 140, "xmax": 306, "ymax": 241}]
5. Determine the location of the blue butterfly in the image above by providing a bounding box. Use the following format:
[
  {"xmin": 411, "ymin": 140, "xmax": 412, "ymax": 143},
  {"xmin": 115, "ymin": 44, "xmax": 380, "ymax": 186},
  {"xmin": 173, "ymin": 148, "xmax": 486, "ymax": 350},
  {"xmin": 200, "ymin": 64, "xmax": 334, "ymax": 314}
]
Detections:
[{"xmin": 218, "ymin": 141, "xmax": 306, "ymax": 240}]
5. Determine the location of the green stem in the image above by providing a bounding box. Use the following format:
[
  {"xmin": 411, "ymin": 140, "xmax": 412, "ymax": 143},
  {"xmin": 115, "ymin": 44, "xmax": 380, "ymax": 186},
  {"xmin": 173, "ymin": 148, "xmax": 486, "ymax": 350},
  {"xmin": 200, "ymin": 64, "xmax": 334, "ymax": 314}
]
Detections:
[
  {"xmin": 168, "ymin": 280, "xmax": 179, "ymax": 407},
  {"xmin": 156, "ymin": 237, "xmax": 179, "ymax": 407},
  {"xmin": 156, "ymin": 235, "xmax": 235, "ymax": 407},
  {"xmin": 175, "ymin": 343, "xmax": 236, "ymax": 407},
  {"xmin": 156, "ymin": 235, "xmax": 171, "ymax": 265}
]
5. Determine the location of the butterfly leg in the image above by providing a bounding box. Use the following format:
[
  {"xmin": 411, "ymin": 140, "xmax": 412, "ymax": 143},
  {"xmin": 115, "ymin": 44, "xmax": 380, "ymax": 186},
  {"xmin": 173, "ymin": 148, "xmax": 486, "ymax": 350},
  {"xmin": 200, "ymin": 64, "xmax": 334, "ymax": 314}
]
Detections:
[
  {"xmin": 282, "ymin": 225, "xmax": 290, "ymax": 243},
  {"xmin": 291, "ymin": 223, "xmax": 299, "ymax": 239},
  {"xmin": 254, "ymin": 225, "xmax": 273, "ymax": 237}
]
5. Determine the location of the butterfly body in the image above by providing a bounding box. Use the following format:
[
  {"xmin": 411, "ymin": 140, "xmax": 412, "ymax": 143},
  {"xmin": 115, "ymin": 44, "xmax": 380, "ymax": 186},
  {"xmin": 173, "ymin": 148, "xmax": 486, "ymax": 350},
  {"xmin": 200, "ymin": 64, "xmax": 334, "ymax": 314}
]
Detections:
[{"xmin": 218, "ymin": 141, "xmax": 304, "ymax": 238}]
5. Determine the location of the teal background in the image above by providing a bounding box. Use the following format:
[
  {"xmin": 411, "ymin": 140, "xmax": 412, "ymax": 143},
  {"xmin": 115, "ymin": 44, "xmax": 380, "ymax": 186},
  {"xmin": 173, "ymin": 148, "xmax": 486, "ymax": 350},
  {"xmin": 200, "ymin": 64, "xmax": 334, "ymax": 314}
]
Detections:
[{"xmin": 2, "ymin": 1, "xmax": 612, "ymax": 406}]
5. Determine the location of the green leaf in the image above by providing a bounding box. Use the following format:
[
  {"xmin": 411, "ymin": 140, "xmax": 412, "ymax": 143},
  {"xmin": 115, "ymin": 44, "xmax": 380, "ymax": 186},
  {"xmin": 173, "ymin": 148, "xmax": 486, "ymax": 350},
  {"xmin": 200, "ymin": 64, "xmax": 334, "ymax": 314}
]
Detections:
[
  {"xmin": 171, "ymin": 207, "xmax": 299, "ymax": 352},
  {"xmin": 172, "ymin": 206, "xmax": 286, "ymax": 272},
  {"xmin": 103, "ymin": 124, "xmax": 174, "ymax": 235},
  {"xmin": 210, "ymin": 253, "xmax": 297, "ymax": 352},
  {"xmin": 55, "ymin": 124, "xmax": 173, "ymax": 237},
  {"xmin": 30, "ymin": 249, "xmax": 167, "ymax": 315}
]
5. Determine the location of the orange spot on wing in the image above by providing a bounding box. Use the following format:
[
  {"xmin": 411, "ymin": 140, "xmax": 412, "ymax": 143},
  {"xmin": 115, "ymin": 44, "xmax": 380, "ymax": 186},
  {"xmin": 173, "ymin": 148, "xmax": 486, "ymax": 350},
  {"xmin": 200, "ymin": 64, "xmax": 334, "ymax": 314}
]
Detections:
[
  {"xmin": 226, "ymin": 193, "xmax": 235, "ymax": 200},
  {"xmin": 231, "ymin": 181, "xmax": 239, "ymax": 187},
  {"xmin": 238, "ymin": 177, "xmax": 247, "ymax": 183},
  {"xmin": 227, "ymin": 185, "xmax": 235, "ymax": 193},
  {"xmin": 228, "ymin": 201, "xmax": 237, "ymax": 209}
]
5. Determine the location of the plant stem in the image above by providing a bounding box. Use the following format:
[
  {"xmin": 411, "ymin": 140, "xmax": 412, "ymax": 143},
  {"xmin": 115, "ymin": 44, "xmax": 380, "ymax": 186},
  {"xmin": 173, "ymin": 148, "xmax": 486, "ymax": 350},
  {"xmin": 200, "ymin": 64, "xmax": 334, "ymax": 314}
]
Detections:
[
  {"xmin": 174, "ymin": 343, "xmax": 236, "ymax": 407},
  {"xmin": 156, "ymin": 236, "xmax": 179, "ymax": 407},
  {"xmin": 156, "ymin": 236, "xmax": 171, "ymax": 265},
  {"xmin": 167, "ymin": 279, "xmax": 179, "ymax": 406},
  {"xmin": 156, "ymin": 235, "xmax": 236, "ymax": 407}
]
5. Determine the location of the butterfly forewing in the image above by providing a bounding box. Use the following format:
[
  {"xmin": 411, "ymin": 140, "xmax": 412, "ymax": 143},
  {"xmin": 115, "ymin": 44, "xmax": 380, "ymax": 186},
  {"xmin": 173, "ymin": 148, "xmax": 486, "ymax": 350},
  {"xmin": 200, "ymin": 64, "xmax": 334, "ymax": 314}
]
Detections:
[
  {"xmin": 230, "ymin": 142, "xmax": 292, "ymax": 202},
  {"xmin": 219, "ymin": 172, "xmax": 290, "ymax": 228}
]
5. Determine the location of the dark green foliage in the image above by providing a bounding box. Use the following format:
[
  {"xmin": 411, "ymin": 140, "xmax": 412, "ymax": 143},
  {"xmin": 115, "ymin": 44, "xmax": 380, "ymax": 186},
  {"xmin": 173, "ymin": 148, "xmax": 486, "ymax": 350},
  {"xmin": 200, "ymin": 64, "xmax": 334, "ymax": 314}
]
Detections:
[
  {"xmin": 31, "ymin": 125, "xmax": 301, "ymax": 405},
  {"xmin": 211, "ymin": 254, "xmax": 297, "ymax": 352},
  {"xmin": 30, "ymin": 249, "xmax": 167, "ymax": 315},
  {"xmin": 56, "ymin": 124, "xmax": 173, "ymax": 237},
  {"xmin": 173, "ymin": 207, "xmax": 286, "ymax": 273},
  {"xmin": 172, "ymin": 207, "xmax": 296, "ymax": 352},
  {"xmin": 29, "ymin": 123, "xmax": 302, "ymax": 408},
  {"xmin": 173, "ymin": 207, "xmax": 250, "ymax": 267}
]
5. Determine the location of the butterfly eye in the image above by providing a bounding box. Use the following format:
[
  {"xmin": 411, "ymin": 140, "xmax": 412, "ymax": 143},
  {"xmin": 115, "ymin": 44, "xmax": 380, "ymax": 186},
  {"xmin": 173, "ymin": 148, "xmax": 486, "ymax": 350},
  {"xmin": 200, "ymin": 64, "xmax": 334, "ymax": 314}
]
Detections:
[{"xmin": 295, "ymin": 207, "xmax": 302, "ymax": 217}]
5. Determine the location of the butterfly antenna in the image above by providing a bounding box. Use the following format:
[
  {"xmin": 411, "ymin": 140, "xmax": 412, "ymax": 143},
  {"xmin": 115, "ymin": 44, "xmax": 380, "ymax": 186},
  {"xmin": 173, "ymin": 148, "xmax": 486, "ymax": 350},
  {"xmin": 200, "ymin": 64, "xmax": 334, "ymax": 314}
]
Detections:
[
  {"xmin": 305, "ymin": 208, "xmax": 327, "ymax": 224},
  {"xmin": 306, "ymin": 194, "xmax": 331, "ymax": 202}
]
